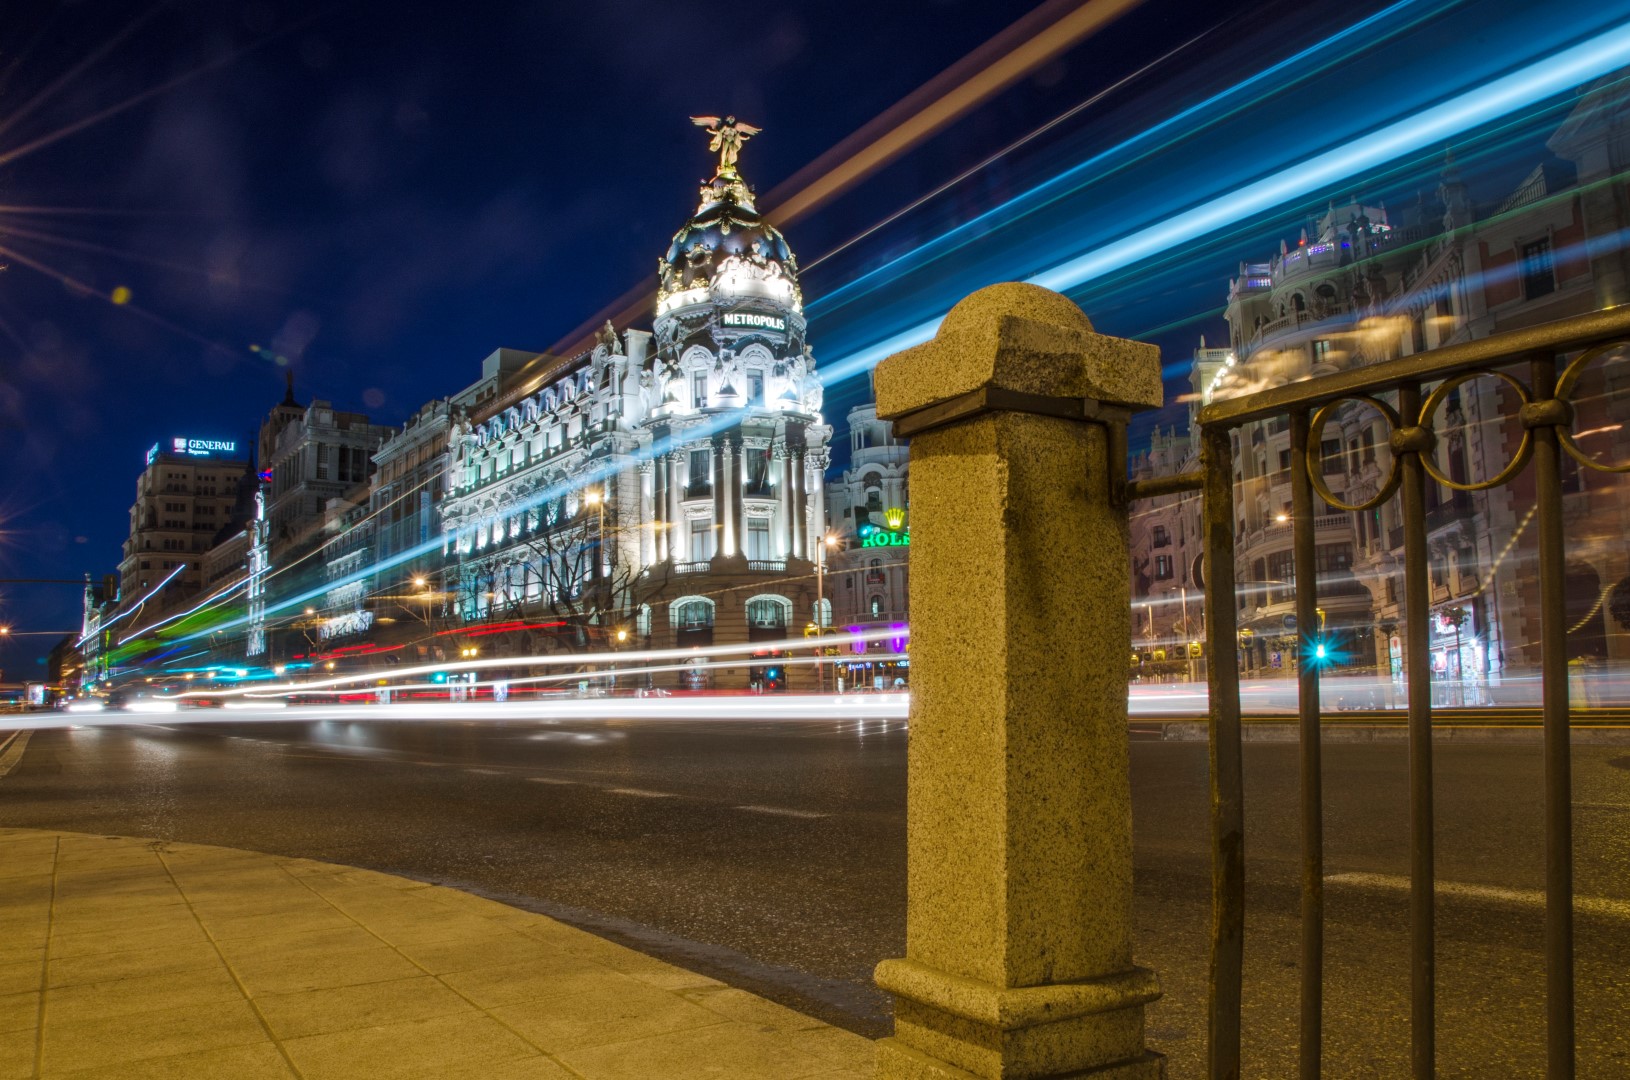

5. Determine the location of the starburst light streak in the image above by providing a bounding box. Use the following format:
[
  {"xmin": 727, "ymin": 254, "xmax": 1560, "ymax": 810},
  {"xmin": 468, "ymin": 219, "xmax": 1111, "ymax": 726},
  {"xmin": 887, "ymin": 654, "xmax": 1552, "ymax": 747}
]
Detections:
[
  {"xmin": 809, "ymin": 0, "xmax": 1442, "ymax": 302},
  {"xmin": 75, "ymin": 562, "xmax": 186, "ymax": 648},
  {"xmin": 0, "ymin": 240, "xmax": 245, "ymax": 358},
  {"xmin": 0, "ymin": 3, "xmax": 170, "ymax": 144},
  {"xmin": 10, "ymin": 695, "xmax": 911, "ymax": 733},
  {"xmin": 0, "ymin": 11, "xmax": 320, "ymax": 171},
  {"xmin": 0, "ymin": 220, "xmax": 291, "ymax": 297},
  {"xmin": 178, "ymin": 627, "xmax": 908, "ymax": 699},
  {"xmin": 811, "ymin": 18, "xmax": 1630, "ymax": 394}
]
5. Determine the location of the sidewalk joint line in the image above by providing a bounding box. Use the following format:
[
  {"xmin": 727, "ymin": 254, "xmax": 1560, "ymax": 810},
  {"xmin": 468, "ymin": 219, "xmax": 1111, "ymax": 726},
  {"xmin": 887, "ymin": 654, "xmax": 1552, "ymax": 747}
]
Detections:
[
  {"xmin": 32, "ymin": 834, "xmax": 60, "ymax": 1080},
  {"xmin": 154, "ymin": 847, "xmax": 308, "ymax": 1080},
  {"xmin": 276, "ymin": 860, "xmax": 595, "ymax": 1078}
]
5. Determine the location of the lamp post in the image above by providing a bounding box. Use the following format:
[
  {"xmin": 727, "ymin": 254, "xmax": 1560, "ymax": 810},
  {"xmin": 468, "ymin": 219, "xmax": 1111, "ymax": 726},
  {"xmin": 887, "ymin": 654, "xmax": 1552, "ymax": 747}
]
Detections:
[
  {"xmin": 816, "ymin": 533, "xmax": 836, "ymax": 691},
  {"xmin": 584, "ymin": 488, "xmax": 605, "ymax": 578}
]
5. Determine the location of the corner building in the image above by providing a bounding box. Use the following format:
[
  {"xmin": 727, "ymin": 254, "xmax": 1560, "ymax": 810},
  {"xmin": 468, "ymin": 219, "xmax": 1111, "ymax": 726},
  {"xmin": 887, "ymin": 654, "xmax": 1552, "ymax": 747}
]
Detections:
[{"xmin": 441, "ymin": 134, "xmax": 830, "ymax": 689}]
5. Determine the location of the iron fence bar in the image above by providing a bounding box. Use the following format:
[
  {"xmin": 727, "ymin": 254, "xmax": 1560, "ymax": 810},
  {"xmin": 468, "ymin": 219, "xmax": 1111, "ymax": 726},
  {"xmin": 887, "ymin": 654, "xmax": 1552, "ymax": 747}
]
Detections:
[
  {"xmin": 1201, "ymin": 426, "xmax": 1244, "ymax": 1080},
  {"xmin": 1396, "ymin": 381, "xmax": 1435, "ymax": 1080},
  {"xmin": 1289, "ymin": 410, "xmax": 1323, "ymax": 1080},
  {"xmin": 1530, "ymin": 353, "xmax": 1576, "ymax": 1080},
  {"xmin": 1200, "ymin": 305, "xmax": 1630, "ymax": 427},
  {"xmin": 1127, "ymin": 471, "xmax": 1204, "ymax": 501}
]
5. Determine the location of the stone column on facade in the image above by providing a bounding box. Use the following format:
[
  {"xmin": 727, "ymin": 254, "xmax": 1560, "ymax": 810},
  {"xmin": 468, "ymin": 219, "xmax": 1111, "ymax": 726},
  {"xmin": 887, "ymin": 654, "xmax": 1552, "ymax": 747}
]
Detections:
[
  {"xmin": 777, "ymin": 446, "xmax": 793, "ymax": 559},
  {"xmin": 728, "ymin": 435, "xmax": 744, "ymax": 560},
  {"xmin": 721, "ymin": 437, "xmax": 738, "ymax": 558},
  {"xmin": 808, "ymin": 447, "xmax": 828, "ymax": 553},
  {"xmin": 792, "ymin": 449, "xmax": 808, "ymax": 560},
  {"xmin": 711, "ymin": 438, "xmax": 726, "ymax": 563},
  {"xmin": 871, "ymin": 282, "xmax": 1165, "ymax": 1080},
  {"xmin": 645, "ymin": 460, "xmax": 662, "ymax": 565},
  {"xmin": 669, "ymin": 451, "xmax": 685, "ymax": 562}
]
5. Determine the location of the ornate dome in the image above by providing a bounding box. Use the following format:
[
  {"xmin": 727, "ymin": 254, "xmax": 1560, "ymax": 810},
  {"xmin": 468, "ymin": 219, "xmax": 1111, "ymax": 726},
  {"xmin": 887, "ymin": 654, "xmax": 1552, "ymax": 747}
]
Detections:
[{"xmin": 657, "ymin": 170, "xmax": 802, "ymax": 316}]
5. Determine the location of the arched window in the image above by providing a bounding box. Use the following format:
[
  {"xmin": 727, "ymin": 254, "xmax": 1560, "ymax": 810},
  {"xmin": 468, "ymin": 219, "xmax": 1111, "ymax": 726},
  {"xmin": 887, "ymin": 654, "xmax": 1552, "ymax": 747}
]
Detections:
[
  {"xmin": 1292, "ymin": 293, "xmax": 1306, "ymax": 313},
  {"xmin": 867, "ymin": 558, "xmax": 886, "ymax": 585},
  {"xmin": 869, "ymin": 595, "xmax": 885, "ymax": 617},
  {"xmin": 746, "ymin": 594, "xmax": 791, "ymax": 628},
  {"xmin": 671, "ymin": 596, "xmax": 714, "ymax": 629},
  {"xmin": 814, "ymin": 597, "xmax": 832, "ymax": 628}
]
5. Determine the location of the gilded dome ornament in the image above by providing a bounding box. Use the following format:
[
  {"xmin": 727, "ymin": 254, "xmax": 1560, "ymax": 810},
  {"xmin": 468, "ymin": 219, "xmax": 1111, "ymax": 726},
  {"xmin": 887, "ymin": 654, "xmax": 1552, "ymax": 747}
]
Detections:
[{"xmin": 690, "ymin": 115, "xmax": 762, "ymax": 175}]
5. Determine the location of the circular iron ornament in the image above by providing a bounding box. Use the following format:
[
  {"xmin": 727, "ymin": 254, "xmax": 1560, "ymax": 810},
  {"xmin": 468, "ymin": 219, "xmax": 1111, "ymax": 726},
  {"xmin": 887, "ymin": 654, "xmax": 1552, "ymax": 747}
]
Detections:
[
  {"xmin": 1306, "ymin": 395, "xmax": 1404, "ymax": 512},
  {"xmin": 1555, "ymin": 341, "xmax": 1630, "ymax": 473},
  {"xmin": 1417, "ymin": 370, "xmax": 1534, "ymax": 491}
]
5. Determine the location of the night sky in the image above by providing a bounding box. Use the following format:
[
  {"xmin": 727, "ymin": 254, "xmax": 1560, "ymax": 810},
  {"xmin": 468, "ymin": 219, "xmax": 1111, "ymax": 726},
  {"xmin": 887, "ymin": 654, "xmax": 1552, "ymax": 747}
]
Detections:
[{"xmin": 0, "ymin": 0, "xmax": 1594, "ymax": 677}]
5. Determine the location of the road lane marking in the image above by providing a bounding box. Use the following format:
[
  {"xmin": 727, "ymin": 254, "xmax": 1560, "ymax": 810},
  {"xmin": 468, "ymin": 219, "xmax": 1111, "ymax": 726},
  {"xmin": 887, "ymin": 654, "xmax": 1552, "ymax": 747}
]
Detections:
[
  {"xmin": 527, "ymin": 777, "xmax": 576, "ymax": 784},
  {"xmin": 606, "ymin": 788, "xmax": 676, "ymax": 798},
  {"xmin": 0, "ymin": 731, "xmax": 29, "ymax": 779},
  {"xmin": 464, "ymin": 768, "xmax": 505, "ymax": 775},
  {"xmin": 735, "ymin": 805, "xmax": 826, "ymax": 819},
  {"xmin": 1326, "ymin": 872, "xmax": 1630, "ymax": 920}
]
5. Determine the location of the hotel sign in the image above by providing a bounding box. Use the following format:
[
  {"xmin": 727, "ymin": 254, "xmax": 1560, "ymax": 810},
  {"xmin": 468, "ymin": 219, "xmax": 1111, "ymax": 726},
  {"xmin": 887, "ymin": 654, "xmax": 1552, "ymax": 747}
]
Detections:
[
  {"xmin": 721, "ymin": 312, "xmax": 786, "ymax": 331},
  {"xmin": 861, "ymin": 531, "xmax": 909, "ymax": 548}
]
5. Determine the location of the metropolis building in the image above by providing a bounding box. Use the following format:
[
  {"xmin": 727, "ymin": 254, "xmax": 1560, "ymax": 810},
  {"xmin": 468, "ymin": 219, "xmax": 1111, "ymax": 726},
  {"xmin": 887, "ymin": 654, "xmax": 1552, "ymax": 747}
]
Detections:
[{"xmin": 438, "ymin": 121, "xmax": 832, "ymax": 689}]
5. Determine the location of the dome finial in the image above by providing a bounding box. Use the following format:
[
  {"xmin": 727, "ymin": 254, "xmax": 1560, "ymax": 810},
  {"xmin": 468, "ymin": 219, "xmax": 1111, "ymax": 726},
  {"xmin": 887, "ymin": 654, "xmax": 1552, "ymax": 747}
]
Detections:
[{"xmin": 690, "ymin": 115, "xmax": 762, "ymax": 177}]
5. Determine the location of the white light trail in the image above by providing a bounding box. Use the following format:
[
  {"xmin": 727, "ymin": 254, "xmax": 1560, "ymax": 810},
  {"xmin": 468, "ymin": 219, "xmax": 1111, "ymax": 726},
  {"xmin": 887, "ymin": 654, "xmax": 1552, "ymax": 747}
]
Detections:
[
  {"xmin": 179, "ymin": 626, "xmax": 909, "ymax": 700},
  {"xmin": 77, "ymin": 562, "xmax": 187, "ymax": 647},
  {"xmin": 118, "ymin": 575, "xmax": 247, "ymax": 646},
  {"xmin": 6, "ymin": 694, "xmax": 911, "ymax": 732}
]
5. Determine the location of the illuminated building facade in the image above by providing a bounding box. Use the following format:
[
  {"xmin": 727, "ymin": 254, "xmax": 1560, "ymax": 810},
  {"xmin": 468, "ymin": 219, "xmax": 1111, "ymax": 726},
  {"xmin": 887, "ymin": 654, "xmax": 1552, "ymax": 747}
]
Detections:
[
  {"xmin": 1133, "ymin": 75, "xmax": 1630, "ymax": 685},
  {"xmin": 117, "ymin": 438, "xmax": 249, "ymax": 615},
  {"xmin": 440, "ymin": 124, "xmax": 831, "ymax": 688},
  {"xmin": 823, "ymin": 394, "xmax": 910, "ymax": 687},
  {"xmin": 259, "ymin": 383, "xmax": 396, "ymax": 557},
  {"xmin": 256, "ymin": 379, "xmax": 395, "ymax": 661}
]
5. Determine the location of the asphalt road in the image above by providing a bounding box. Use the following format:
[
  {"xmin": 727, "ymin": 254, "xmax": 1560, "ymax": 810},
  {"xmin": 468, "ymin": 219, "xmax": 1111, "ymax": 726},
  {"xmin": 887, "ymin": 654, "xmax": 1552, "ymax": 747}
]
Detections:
[{"xmin": 3, "ymin": 713, "xmax": 1629, "ymax": 1077}]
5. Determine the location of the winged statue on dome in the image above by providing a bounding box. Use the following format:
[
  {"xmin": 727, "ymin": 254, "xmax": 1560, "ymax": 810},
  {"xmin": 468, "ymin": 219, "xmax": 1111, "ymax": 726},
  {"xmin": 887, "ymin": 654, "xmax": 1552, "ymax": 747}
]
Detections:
[{"xmin": 690, "ymin": 115, "xmax": 761, "ymax": 172}]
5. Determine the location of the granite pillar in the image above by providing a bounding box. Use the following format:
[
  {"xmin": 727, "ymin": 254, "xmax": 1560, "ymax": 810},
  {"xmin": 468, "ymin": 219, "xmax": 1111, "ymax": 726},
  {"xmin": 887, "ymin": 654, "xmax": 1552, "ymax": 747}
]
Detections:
[{"xmin": 872, "ymin": 282, "xmax": 1166, "ymax": 1080}]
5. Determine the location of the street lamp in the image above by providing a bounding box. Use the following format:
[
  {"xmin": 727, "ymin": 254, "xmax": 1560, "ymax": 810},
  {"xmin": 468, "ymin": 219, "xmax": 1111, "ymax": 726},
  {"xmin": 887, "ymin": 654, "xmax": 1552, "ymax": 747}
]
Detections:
[
  {"xmin": 584, "ymin": 488, "xmax": 606, "ymax": 579},
  {"xmin": 816, "ymin": 533, "xmax": 837, "ymax": 690}
]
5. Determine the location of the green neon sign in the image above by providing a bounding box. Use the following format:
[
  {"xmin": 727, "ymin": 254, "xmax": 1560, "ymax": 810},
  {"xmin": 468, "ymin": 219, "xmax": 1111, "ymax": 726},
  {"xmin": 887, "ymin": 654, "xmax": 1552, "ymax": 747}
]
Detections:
[{"xmin": 861, "ymin": 531, "xmax": 909, "ymax": 548}]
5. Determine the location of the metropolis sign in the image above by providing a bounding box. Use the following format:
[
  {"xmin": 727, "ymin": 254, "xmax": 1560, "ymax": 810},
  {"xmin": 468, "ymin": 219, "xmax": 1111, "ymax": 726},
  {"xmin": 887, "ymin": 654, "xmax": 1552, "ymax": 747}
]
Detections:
[{"xmin": 721, "ymin": 312, "xmax": 786, "ymax": 331}]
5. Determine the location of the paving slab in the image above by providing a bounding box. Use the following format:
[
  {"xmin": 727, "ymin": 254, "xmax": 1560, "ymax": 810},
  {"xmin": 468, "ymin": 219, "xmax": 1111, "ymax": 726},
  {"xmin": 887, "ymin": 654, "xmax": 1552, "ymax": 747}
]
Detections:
[{"xmin": 0, "ymin": 827, "xmax": 877, "ymax": 1078}]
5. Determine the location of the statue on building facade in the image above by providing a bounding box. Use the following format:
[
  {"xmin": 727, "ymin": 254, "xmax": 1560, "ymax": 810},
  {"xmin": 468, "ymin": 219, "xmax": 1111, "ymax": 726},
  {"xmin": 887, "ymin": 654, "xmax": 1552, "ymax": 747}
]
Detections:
[{"xmin": 690, "ymin": 115, "xmax": 761, "ymax": 173}]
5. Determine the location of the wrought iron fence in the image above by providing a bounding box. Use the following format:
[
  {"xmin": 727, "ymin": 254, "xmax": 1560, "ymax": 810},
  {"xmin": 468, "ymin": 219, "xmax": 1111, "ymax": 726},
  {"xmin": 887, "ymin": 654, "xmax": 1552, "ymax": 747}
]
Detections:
[{"xmin": 1127, "ymin": 304, "xmax": 1630, "ymax": 1080}]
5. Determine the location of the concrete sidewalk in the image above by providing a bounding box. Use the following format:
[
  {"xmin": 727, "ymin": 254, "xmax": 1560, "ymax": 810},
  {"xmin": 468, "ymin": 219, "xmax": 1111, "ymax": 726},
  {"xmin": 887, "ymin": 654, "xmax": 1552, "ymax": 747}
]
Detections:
[{"xmin": 0, "ymin": 828, "xmax": 874, "ymax": 1079}]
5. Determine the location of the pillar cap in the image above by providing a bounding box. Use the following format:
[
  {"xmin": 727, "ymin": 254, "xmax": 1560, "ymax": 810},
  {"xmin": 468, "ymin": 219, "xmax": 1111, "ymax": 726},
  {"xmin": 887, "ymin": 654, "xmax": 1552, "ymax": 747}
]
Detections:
[{"xmin": 875, "ymin": 283, "xmax": 1162, "ymax": 433}]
